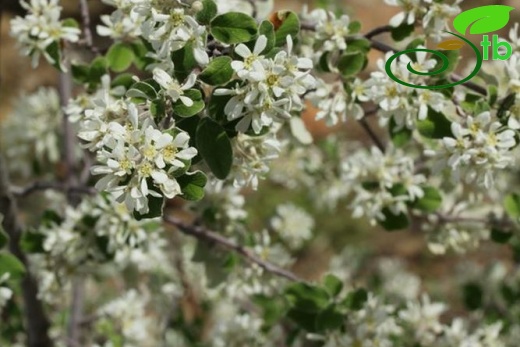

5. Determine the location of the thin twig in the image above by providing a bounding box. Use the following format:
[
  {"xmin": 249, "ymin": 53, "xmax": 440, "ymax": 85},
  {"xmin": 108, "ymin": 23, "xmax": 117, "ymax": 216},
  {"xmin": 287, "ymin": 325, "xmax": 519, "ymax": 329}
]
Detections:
[
  {"xmin": 358, "ymin": 118, "xmax": 385, "ymax": 152},
  {"xmin": 0, "ymin": 156, "xmax": 53, "ymax": 347},
  {"xmin": 365, "ymin": 25, "xmax": 393, "ymax": 39},
  {"xmin": 163, "ymin": 216, "xmax": 303, "ymax": 282}
]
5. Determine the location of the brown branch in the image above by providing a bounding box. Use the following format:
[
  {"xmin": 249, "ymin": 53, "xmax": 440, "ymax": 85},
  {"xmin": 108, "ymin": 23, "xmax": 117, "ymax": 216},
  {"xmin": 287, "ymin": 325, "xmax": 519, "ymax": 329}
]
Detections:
[
  {"xmin": 0, "ymin": 156, "xmax": 53, "ymax": 347},
  {"xmin": 78, "ymin": 0, "xmax": 99, "ymax": 54},
  {"xmin": 163, "ymin": 216, "xmax": 303, "ymax": 282},
  {"xmin": 365, "ymin": 25, "xmax": 393, "ymax": 39},
  {"xmin": 59, "ymin": 64, "xmax": 85, "ymax": 347}
]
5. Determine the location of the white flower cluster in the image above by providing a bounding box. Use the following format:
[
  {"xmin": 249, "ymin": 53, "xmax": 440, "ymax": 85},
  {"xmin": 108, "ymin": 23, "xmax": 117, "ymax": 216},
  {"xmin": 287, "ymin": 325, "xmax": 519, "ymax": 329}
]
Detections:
[
  {"xmin": 10, "ymin": 0, "xmax": 80, "ymax": 67},
  {"xmin": 38, "ymin": 194, "xmax": 169, "ymax": 272},
  {"xmin": 385, "ymin": 0, "xmax": 462, "ymax": 40},
  {"xmin": 270, "ymin": 203, "xmax": 314, "ymax": 250},
  {"xmin": 96, "ymin": 289, "xmax": 155, "ymax": 347},
  {"xmin": 215, "ymin": 35, "xmax": 316, "ymax": 133},
  {"xmin": 74, "ymin": 77, "xmax": 197, "ymax": 214},
  {"xmin": 1, "ymin": 88, "xmax": 62, "ymax": 178},
  {"xmin": 230, "ymin": 132, "xmax": 282, "ymax": 190},
  {"xmin": 307, "ymin": 78, "xmax": 365, "ymax": 126},
  {"xmin": 342, "ymin": 146, "xmax": 426, "ymax": 224},
  {"xmin": 98, "ymin": 0, "xmax": 209, "ymax": 65},
  {"xmin": 365, "ymin": 51, "xmax": 446, "ymax": 129},
  {"xmin": 425, "ymin": 111, "xmax": 516, "ymax": 189},
  {"xmin": 300, "ymin": 8, "xmax": 353, "ymax": 58}
]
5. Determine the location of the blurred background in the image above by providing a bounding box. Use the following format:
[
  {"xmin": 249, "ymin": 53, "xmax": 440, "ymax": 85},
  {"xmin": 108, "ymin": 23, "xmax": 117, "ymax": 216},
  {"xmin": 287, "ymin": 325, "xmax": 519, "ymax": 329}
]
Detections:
[{"xmin": 0, "ymin": 0, "xmax": 517, "ymax": 318}]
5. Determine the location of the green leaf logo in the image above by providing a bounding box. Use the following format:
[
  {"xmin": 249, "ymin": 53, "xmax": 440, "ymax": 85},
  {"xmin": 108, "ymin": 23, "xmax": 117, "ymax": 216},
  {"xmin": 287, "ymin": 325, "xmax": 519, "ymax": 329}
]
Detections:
[{"xmin": 453, "ymin": 5, "xmax": 514, "ymax": 36}]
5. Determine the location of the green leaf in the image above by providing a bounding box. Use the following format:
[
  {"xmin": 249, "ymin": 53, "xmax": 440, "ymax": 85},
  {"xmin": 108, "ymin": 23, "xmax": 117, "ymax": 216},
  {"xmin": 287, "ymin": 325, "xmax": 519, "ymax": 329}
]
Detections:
[
  {"xmin": 126, "ymin": 80, "xmax": 159, "ymax": 101},
  {"xmin": 196, "ymin": 0, "xmax": 218, "ymax": 24},
  {"xmin": 417, "ymin": 108, "xmax": 453, "ymax": 139},
  {"xmin": 131, "ymin": 40, "xmax": 155, "ymax": 70},
  {"xmin": 286, "ymin": 308, "xmax": 319, "ymax": 332},
  {"xmin": 389, "ymin": 117, "xmax": 412, "ymax": 147},
  {"xmin": 71, "ymin": 64, "xmax": 90, "ymax": 84},
  {"xmin": 453, "ymin": 5, "xmax": 514, "ymax": 36},
  {"xmin": 150, "ymin": 98, "xmax": 166, "ymax": 120},
  {"xmin": 337, "ymin": 52, "xmax": 365, "ymax": 78},
  {"xmin": 273, "ymin": 11, "xmax": 300, "ymax": 46},
  {"xmin": 41, "ymin": 210, "xmax": 63, "ymax": 227},
  {"xmin": 342, "ymin": 288, "xmax": 368, "ymax": 310},
  {"xmin": 210, "ymin": 12, "xmax": 258, "ymax": 44},
  {"xmin": 87, "ymin": 57, "xmax": 108, "ymax": 90},
  {"xmin": 177, "ymin": 171, "xmax": 207, "ymax": 201},
  {"xmin": 133, "ymin": 194, "xmax": 165, "ymax": 220},
  {"xmin": 378, "ymin": 208, "xmax": 409, "ymax": 231},
  {"xmin": 491, "ymin": 228, "xmax": 513, "ymax": 244},
  {"xmin": 391, "ymin": 22, "xmax": 415, "ymax": 42},
  {"xmin": 0, "ymin": 252, "xmax": 25, "ymax": 279},
  {"xmin": 285, "ymin": 282, "xmax": 330, "ymax": 313},
  {"xmin": 199, "ymin": 56, "xmax": 234, "ymax": 85},
  {"xmin": 20, "ymin": 231, "xmax": 45, "ymax": 254},
  {"xmin": 432, "ymin": 49, "xmax": 459, "ymax": 76},
  {"xmin": 348, "ymin": 21, "xmax": 361, "ymax": 34},
  {"xmin": 172, "ymin": 89, "xmax": 205, "ymax": 117},
  {"xmin": 411, "ymin": 186, "xmax": 442, "ymax": 212},
  {"xmin": 171, "ymin": 43, "xmax": 198, "ymax": 81},
  {"xmin": 462, "ymin": 282, "xmax": 483, "ymax": 310},
  {"xmin": 315, "ymin": 305, "xmax": 344, "ymax": 332},
  {"xmin": 196, "ymin": 118, "xmax": 233, "ymax": 179},
  {"xmin": 62, "ymin": 18, "xmax": 79, "ymax": 28},
  {"xmin": 504, "ymin": 193, "xmax": 520, "ymax": 220},
  {"xmin": 177, "ymin": 117, "xmax": 202, "ymax": 164},
  {"xmin": 106, "ymin": 42, "xmax": 135, "ymax": 72},
  {"xmin": 45, "ymin": 41, "xmax": 63, "ymax": 71},
  {"xmin": 111, "ymin": 73, "xmax": 135, "ymax": 90},
  {"xmin": 488, "ymin": 85, "xmax": 498, "ymax": 106},
  {"xmin": 345, "ymin": 38, "xmax": 371, "ymax": 54},
  {"xmin": 497, "ymin": 93, "xmax": 516, "ymax": 123},
  {"xmin": 258, "ymin": 20, "xmax": 276, "ymax": 54},
  {"xmin": 323, "ymin": 274, "xmax": 343, "ymax": 297}
]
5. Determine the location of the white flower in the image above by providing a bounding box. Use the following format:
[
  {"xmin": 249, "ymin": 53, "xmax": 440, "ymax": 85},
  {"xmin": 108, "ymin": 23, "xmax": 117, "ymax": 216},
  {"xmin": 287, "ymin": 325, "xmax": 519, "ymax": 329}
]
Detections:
[
  {"xmin": 271, "ymin": 204, "xmax": 314, "ymax": 249},
  {"xmin": 153, "ymin": 68, "xmax": 197, "ymax": 106},
  {"xmin": 231, "ymin": 35, "xmax": 268, "ymax": 81}
]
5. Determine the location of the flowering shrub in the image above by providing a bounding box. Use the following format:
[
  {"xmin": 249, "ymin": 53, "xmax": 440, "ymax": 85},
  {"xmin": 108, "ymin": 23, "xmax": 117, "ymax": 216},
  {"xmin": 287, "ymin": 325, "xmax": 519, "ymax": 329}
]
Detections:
[{"xmin": 3, "ymin": 0, "xmax": 520, "ymax": 346}]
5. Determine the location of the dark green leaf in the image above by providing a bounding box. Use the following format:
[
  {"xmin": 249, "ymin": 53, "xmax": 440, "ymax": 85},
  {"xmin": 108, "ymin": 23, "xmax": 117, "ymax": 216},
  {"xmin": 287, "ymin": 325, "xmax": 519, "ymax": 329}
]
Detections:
[
  {"xmin": 411, "ymin": 186, "xmax": 442, "ymax": 212},
  {"xmin": 172, "ymin": 89, "xmax": 205, "ymax": 117},
  {"xmin": 45, "ymin": 41, "xmax": 63, "ymax": 71},
  {"xmin": 323, "ymin": 274, "xmax": 343, "ymax": 297},
  {"xmin": 196, "ymin": 0, "xmax": 218, "ymax": 24},
  {"xmin": 273, "ymin": 11, "xmax": 300, "ymax": 46},
  {"xmin": 0, "ymin": 216, "xmax": 8, "ymax": 249},
  {"xmin": 391, "ymin": 22, "xmax": 415, "ymax": 42},
  {"xmin": 286, "ymin": 308, "xmax": 319, "ymax": 332},
  {"xmin": 171, "ymin": 43, "xmax": 198, "ymax": 81},
  {"xmin": 337, "ymin": 52, "xmax": 365, "ymax": 77},
  {"xmin": 196, "ymin": 118, "xmax": 233, "ymax": 179},
  {"xmin": 345, "ymin": 38, "xmax": 371, "ymax": 54},
  {"xmin": 378, "ymin": 208, "xmax": 409, "ymax": 231},
  {"xmin": 497, "ymin": 93, "xmax": 516, "ymax": 123},
  {"xmin": 491, "ymin": 228, "xmax": 513, "ymax": 244},
  {"xmin": 285, "ymin": 282, "xmax": 330, "ymax": 313},
  {"xmin": 210, "ymin": 12, "xmax": 258, "ymax": 44},
  {"xmin": 20, "ymin": 231, "xmax": 45, "ymax": 254},
  {"xmin": 133, "ymin": 194, "xmax": 164, "ymax": 220},
  {"xmin": 348, "ymin": 21, "xmax": 361, "ymax": 34},
  {"xmin": 343, "ymin": 288, "xmax": 368, "ymax": 310},
  {"xmin": 315, "ymin": 305, "xmax": 344, "ymax": 332},
  {"xmin": 258, "ymin": 20, "xmax": 276, "ymax": 54},
  {"xmin": 462, "ymin": 282, "xmax": 483, "ymax": 310},
  {"xmin": 126, "ymin": 80, "xmax": 158, "ymax": 101},
  {"xmin": 199, "ymin": 56, "xmax": 234, "ymax": 85},
  {"xmin": 177, "ymin": 171, "xmax": 207, "ymax": 201},
  {"xmin": 417, "ymin": 108, "xmax": 453, "ymax": 139},
  {"xmin": 111, "ymin": 73, "xmax": 135, "ymax": 90}
]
